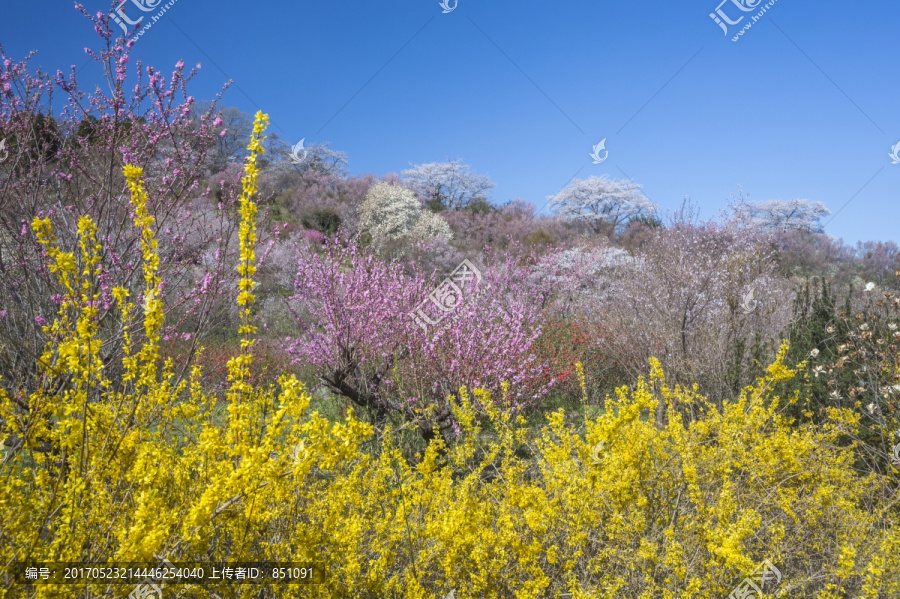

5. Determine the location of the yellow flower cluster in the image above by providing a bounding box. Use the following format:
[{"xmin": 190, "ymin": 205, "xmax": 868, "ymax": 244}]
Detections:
[
  {"xmin": 225, "ymin": 111, "xmax": 268, "ymax": 448},
  {"xmin": 31, "ymin": 215, "xmax": 106, "ymax": 382},
  {"xmin": 123, "ymin": 164, "xmax": 165, "ymax": 385},
  {"xmin": 235, "ymin": 111, "xmax": 267, "ymax": 326}
]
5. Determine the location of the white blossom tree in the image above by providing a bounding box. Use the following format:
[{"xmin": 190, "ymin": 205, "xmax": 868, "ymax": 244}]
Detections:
[
  {"xmin": 532, "ymin": 245, "xmax": 634, "ymax": 316},
  {"xmin": 730, "ymin": 199, "xmax": 831, "ymax": 233},
  {"xmin": 409, "ymin": 210, "xmax": 454, "ymax": 242},
  {"xmin": 547, "ymin": 175, "xmax": 657, "ymax": 234},
  {"xmin": 359, "ymin": 182, "xmax": 452, "ymax": 247},
  {"xmin": 402, "ymin": 159, "xmax": 495, "ymax": 211}
]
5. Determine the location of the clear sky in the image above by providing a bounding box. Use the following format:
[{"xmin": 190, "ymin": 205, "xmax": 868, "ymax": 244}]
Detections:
[{"xmin": 2, "ymin": 1, "xmax": 898, "ymax": 245}]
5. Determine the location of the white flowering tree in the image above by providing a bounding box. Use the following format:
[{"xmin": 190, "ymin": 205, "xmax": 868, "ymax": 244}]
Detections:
[
  {"xmin": 547, "ymin": 175, "xmax": 657, "ymax": 234},
  {"xmin": 409, "ymin": 210, "xmax": 454, "ymax": 242},
  {"xmin": 608, "ymin": 223, "xmax": 793, "ymax": 409},
  {"xmin": 730, "ymin": 199, "xmax": 831, "ymax": 233},
  {"xmin": 532, "ymin": 246, "xmax": 634, "ymax": 315},
  {"xmin": 402, "ymin": 159, "xmax": 495, "ymax": 211},
  {"xmin": 359, "ymin": 182, "xmax": 452, "ymax": 247}
]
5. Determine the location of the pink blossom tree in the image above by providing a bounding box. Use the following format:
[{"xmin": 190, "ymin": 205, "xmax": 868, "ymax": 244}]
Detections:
[
  {"xmin": 0, "ymin": 9, "xmax": 243, "ymax": 393},
  {"xmin": 286, "ymin": 239, "xmax": 557, "ymax": 443}
]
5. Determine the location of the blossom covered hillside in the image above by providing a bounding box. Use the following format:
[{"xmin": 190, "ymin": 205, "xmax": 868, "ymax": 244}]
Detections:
[{"xmin": 1, "ymin": 14, "xmax": 900, "ymax": 599}]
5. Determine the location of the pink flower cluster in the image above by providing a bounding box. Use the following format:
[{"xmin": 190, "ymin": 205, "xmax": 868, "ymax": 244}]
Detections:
[{"xmin": 286, "ymin": 238, "xmax": 559, "ymax": 437}]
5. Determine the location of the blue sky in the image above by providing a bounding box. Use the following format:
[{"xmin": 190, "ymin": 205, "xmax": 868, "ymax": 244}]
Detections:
[{"xmin": 2, "ymin": 1, "xmax": 898, "ymax": 245}]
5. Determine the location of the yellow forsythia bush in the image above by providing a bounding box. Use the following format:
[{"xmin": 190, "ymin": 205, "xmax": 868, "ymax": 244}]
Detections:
[{"xmin": 1, "ymin": 111, "xmax": 898, "ymax": 598}]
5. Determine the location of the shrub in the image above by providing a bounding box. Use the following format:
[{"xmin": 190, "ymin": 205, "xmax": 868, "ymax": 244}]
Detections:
[
  {"xmin": 301, "ymin": 208, "xmax": 343, "ymax": 236},
  {"xmin": 442, "ymin": 200, "xmax": 575, "ymax": 255},
  {"xmin": 778, "ymin": 275, "xmax": 900, "ymax": 483},
  {"xmin": 581, "ymin": 221, "xmax": 794, "ymax": 410},
  {"xmin": 524, "ymin": 229, "xmax": 554, "ymax": 248},
  {"xmin": 0, "ymin": 34, "xmax": 240, "ymax": 396},
  {"xmin": 0, "ymin": 113, "xmax": 327, "ymax": 598}
]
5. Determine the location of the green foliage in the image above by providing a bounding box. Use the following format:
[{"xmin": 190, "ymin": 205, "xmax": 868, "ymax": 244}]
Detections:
[
  {"xmin": 779, "ymin": 278, "xmax": 850, "ymax": 424},
  {"xmin": 725, "ymin": 332, "xmax": 774, "ymax": 399},
  {"xmin": 0, "ymin": 112, "xmax": 61, "ymax": 164},
  {"xmin": 462, "ymin": 197, "xmax": 495, "ymax": 215},
  {"xmin": 425, "ymin": 194, "xmax": 445, "ymax": 213},
  {"xmin": 301, "ymin": 208, "xmax": 342, "ymax": 236},
  {"xmin": 524, "ymin": 229, "xmax": 554, "ymax": 248},
  {"xmin": 629, "ymin": 213, "xmax": 664, "ymax": 229}
]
